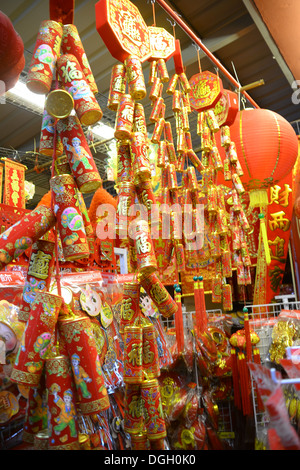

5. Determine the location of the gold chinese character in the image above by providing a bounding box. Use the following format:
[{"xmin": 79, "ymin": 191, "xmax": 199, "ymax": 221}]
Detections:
[
  {"xmin": 28, "ymin": 250, "xmax": 52, "ymax": 280},
  {"xmin": 143, "ymin": 340, "xmax": 154, "ymax": 364},
  {"xmin": 128, "ymin": 343, "xmax": 142, "ymax": 366},
  {"xmin": 269, "ymin": 184, "xmax": 292, "ymax": 208},
  {"xmin": 269, "ymin": 265, "xmax": 285, "ymax": 292},
  {"xmin": 268, "ymin": 211, "xmax": 291, "ymax": 232},
  {"xmin": 121, "ymin": 298, "xmax": 134, "ymax": 321},
  {"xmin": 268, "ymin": 236, "xmax": 286, "ymax": 262}
]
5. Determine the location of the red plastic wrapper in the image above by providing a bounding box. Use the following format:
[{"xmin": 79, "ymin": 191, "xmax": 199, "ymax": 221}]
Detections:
[
  {"xmin": 45, "ymin": 354, "xmax": 80, "ymax": 450},
  {"xmin": 11, "ymin": 292, "xmax": 63, "ymax": 387},
  {"xmin": 27, "ymin": 20, "xmax": 63, "ymax": 94}
]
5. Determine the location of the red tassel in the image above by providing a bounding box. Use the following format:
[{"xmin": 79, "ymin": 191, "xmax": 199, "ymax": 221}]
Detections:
[
  {"xmin": 238, "ymin": 351, "xmax": 252, "ymax": 416},
  {"xmin": 243, "ymin": 310, "xmax": 252, "ymax": 362},
  {"xmin": 253, "ymin": 347, "xmax": 265, "ymax": 412},
  {"xmin": 199, "ymin": 277, "xmax": 208, "ymax": 332},
  {"xmin": 174, "ymin": 288, "xmax": 185, "ymax": 355},
  {"xmin": 193, "ymin": 276, "xmax": 202, "ymax": 334},
  {"xmin": 231, "ymin": 348, "xmax": 241, "ymax": 409}
]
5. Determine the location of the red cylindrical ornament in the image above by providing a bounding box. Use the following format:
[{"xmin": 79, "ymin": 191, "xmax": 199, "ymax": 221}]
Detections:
[
  {"xmin": 166, "ymin": 74, "xmax": 178, "ymax": 95},
  {"xmin": 149, "ymin": 97, "xmax": 163, "ymax": 123},
  {"xmin": 157, "ymin": 141, "xmax": 166, "ymax": 168},
  {"xmin": 50, "ymin": 174, "xmax": 90, "ymax": 261},
  {"xmin": 58, "ymin": 315, "xmax": 110, "ymax": 415},
  {"xmin": 0, "ymin": 205, "xmax": 56, "ymax": 270},
  {"xmin": 119, "ymin": 282, "xmax": 141, "ymax": 335},
  {"xmin": 107, "ymin": 63, "xmax": 127, "ymax": 111},
  {"xmin": 57, "ymin": 54, "xmax": 102, "ymax": 126},
  {"xmin": 57, "ymin": 115, "xmax": 102, "ymax": 193},
  {"xmin": 125, "ymin": 55, "xmax": 147, "ymax": 100},
  {"xmin": 116, "ymin": 181, "xmax": 136, "ymax": 238},
  {"xmin": 124, "ymin": 325, "xmax": 143, "ymax": 384},
  {"xmin": 172, "ymin": 90, "xmax": 181, "ymax": 111},
  {"xmin": 166, "ymin": 142, "xmax": 177, "ymax": 164},
  {"xmin": 39, "ymin": 108, "xmax": 64, "ymax": 157},
  {"xmin": 222, "ymin": 284, "xmax": 233, "ymax": 311},
  {"xmin": 175, "ymin": 243, "xmax": 186, "ymax": 273},
  {"xmin": 11, "ymin": 292, "xmax": 63, "ymax": 387},
  {"xmin": 139, "ymin": 272, "xmax": 178, "ymax": 318},
  {"xmin": 131, "ymin": 432, "xmax": 150, "ymax": 450},
  {"xmin": 46, "ymin": 355, "xmax": 80, "ymax": 450},
  {"xmin": 115, "ymin": 93, "xmax": 135, "ymax": 140},
  {"xmin": 26, "ymin": 20, "xmax": 63, "ymax": 94},
  {"xmin": 140, "ymin": 378, "xmax": 167, "ymax": 440},
  {"xmin": 133, "ymin": 103, "xmax": 147, "ymax": 136},
  {"xmin": 157, "ymin": 58, "xmax": 169, "ymax": 83},
  {"xmin": 151, "ymin": 117, "xmax": 164, "ymax": 144},
  {"xmin": 19, "ymin": 239, "xmax": 55, "ymax": 322},
  {"xmin": 142, "ymin": 323, "xmax": 160, "ymax": 379},
  {"xmin": 168, "ymin": 163, "xmax": 177, "ymax": 190},
  {"xmin": 187, "ymin": 166, "xmax": 198, "ymax": 192},
  {"xmin": 130, "ymin": 132, "xmax": 151, "ymax": 184},
  {"xmin": 132, "ymin": 219, "xmax": 157, "ymax": 275},
  {"xmin": 124, "ymin": 384, "xmax": 144, "ymax": 434},
  {"xmin": 116, "ymin": 141, "xmax": 133, "ymax": 185},
  {"xmin": 61, "ymin": 24, "xmax": 98, "ymax": 95},
  {"xmin": 135, "ymin": 180, "xmax": 158, "ymax": 226}
]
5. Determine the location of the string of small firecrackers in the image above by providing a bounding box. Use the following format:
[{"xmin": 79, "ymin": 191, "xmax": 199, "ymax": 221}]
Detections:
[{"xmin": 151, "ymin": 0, "xmax": 264, "ymax": 417}]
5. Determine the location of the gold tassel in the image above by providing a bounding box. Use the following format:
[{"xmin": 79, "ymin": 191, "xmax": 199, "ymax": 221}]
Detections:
[{"xmin": 258, "ymin": 212, "xmax": 271, "ymax": 265}]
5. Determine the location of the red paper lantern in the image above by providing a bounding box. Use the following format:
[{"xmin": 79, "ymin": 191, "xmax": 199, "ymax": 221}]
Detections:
[
  {"xmin": 0, "ymin": 12, "xmax": 25, "ymax": 91},
  {"xmin": 229, "ymin": 109, "xmax": 298, "ymax": 191}
]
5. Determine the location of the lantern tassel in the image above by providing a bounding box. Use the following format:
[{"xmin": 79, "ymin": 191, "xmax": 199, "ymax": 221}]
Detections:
[{"xmin": 259, "ymin": 213, "xmax": 271, "ymax": 265}]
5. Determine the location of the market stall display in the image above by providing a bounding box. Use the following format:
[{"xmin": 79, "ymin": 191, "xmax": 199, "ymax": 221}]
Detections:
[{"xmin": 0, "ymin": 0, "xmax": 300, "ymax": 453}]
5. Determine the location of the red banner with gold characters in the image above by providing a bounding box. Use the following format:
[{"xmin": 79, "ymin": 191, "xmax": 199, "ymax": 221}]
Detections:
[
  {"xmin": 265, "ymin": 171, "xmax": 293, "ymax": 303},
  {"xmin": 3, "ymin": 158, "xmax": 26, "ymax": 208}
]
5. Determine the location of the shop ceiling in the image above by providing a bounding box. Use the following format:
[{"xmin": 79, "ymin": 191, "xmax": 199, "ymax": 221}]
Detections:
[{"xmin": 0, "ymin": 0, "xmax": 299, "ymax": 208}]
